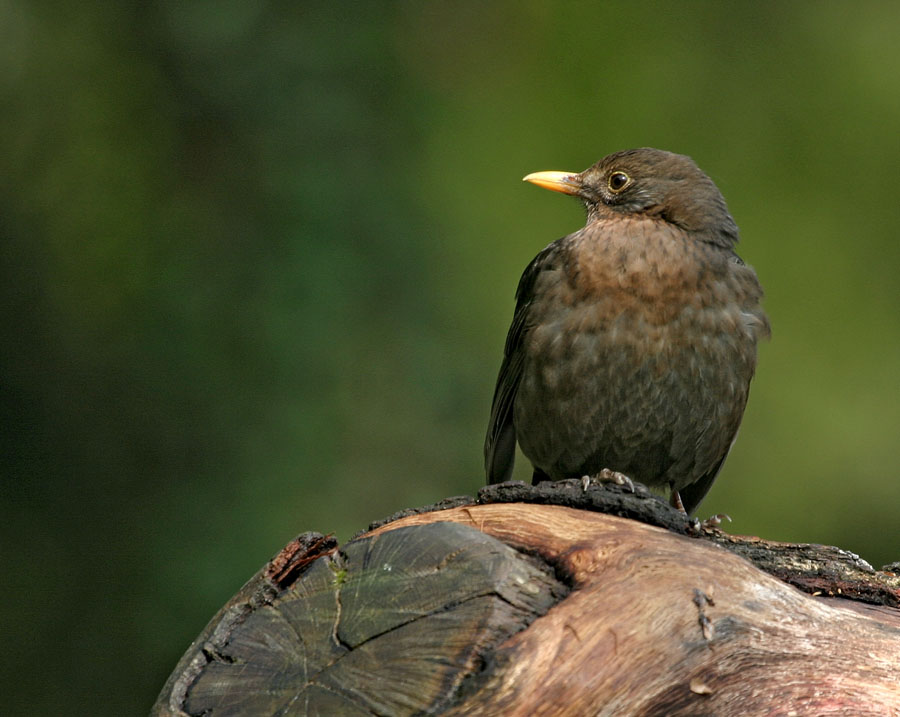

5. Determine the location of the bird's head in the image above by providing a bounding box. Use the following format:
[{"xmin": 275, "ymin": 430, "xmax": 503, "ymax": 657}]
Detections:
[{"xmin": 524, "ymin": 148, "xmax": 739, "ymax": 248}]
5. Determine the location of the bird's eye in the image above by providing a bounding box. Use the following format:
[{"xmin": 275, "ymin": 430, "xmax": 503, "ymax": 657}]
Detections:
[{"xmin": 608, "ymin": 171, "xmax": 630, "ymax": 193}]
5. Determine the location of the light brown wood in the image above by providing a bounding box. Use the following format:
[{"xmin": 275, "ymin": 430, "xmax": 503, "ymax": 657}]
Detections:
[
  {"xmin": 369, "ymin": 504, "xmax": 900, "ymax": 716},
  {"xmin": 155, "ymin": 481, "xmax": 900, "ymax": 716}
]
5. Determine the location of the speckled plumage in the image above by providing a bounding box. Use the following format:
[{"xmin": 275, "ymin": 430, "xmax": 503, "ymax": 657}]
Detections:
[{"xmin": 484, "ymin": 149, "xmax": 769, "ymax": 513}]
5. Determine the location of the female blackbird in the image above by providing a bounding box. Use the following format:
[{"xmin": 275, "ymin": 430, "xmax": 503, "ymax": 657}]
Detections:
[{"xmin": 484, "ymin": 148, "xmax": 769, "ymax": 514}]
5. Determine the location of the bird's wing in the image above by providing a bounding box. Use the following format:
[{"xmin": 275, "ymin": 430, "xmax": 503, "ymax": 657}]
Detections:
[
  {"xmin": 484, "ymin": 242, "xmax": 561, "ymax": 484},
  {"xmin": 677, "ymin": 457, "xmax": 725, "ymax": 515},
  {"xmin": 679, "ymin": 387, "xmax": 751, "ymax": 514}
]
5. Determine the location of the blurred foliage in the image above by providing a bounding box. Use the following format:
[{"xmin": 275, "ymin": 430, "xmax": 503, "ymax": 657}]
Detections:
[{"xmin": 2, "ymin": 1, "xmax": 899, "ymax": 713}]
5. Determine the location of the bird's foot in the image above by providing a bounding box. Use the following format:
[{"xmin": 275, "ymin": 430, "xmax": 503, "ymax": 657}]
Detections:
[
  {"xmin": 688, "ymin": 513, "xmax": 732, "ymax": 534},
  {"xmin": 701, "ymin": 513, "xmax": 731, "ymax": 530},
  {"xmin": 581, "ymin": 468, "xmax": 634, "ymax": 493}
]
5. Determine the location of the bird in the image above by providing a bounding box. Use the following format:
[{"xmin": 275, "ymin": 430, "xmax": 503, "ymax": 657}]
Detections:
[{"xmin": 484, "ymin": 148, "xmax": 769, "ymax": 514}]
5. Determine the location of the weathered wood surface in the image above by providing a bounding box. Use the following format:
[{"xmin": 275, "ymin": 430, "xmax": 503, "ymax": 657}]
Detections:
[
  {"xmin": 376, "ymin": 504, "xmax": 900, "ymax": 716},
  {"xmin": 153, "ymin": 521, "xmax": 566, "ymax": 716},
  {"xmin": 154, "ymin": 480, "xmax": 900, "ymax": 716}
]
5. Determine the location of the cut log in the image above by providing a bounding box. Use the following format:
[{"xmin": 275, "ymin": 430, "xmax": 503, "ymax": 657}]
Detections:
[{"xmin": 153, "ymin": 480, "xmax": 900, "ymax": 716}]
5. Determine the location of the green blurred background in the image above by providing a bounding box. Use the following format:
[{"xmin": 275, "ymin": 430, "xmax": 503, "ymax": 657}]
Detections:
[{"xmin": 3, "ymin": 2, "xmax": 899, "ymax": 713}]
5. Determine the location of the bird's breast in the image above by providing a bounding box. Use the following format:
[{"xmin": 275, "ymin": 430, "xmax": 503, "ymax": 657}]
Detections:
[
  {"xmin": 513, "ymin": 221, "xmax": 764, "ymax": 483},
  {"xmin": 531, "ymin": 220, "xmax": 751, "ymax": 341}
]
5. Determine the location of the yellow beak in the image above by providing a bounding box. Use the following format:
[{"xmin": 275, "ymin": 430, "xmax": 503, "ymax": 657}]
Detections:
[{"xmin": 522, "ymin": 170, "xmax": 582, "ymax": 195}]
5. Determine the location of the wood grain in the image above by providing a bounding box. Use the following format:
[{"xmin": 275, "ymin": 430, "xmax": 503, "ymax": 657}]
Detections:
[
  {"xmin": 371, "ymin": 505, "xmax": 900, "ymax": 716},
  {"xmin": 154, "ymin": 483, "xmax": 900, "ymax": 716}
]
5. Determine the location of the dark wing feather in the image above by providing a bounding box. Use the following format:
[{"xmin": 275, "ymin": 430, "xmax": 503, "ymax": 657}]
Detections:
[
  {"xmin": 677, "ymin": 457, "xmax": 724, "ymax": 515},
  {"xmin": 678, "ymin": 401, "xmax": 746, "ymax": 514},
  {"xmin": 484, "ymin": 242, "xmax": 561, "ymax": 484}
]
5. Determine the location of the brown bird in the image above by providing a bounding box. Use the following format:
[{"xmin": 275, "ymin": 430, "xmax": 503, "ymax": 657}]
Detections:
[{"xmin": 484, "ymin": 148, "xmax": 769, "ymax": 513}]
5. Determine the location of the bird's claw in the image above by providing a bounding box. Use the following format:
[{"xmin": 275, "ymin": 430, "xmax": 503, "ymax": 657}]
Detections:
[
  {"xmin": 689, "ymin": 513, "xmax": 732, "ymax": 533},
  {"xmin": 581, "ymin": 469, "xmax": 634, "ymax": 493},
  {"xmin": 701, "ymin": 513, "xmax": 732, "ymax": 530}
]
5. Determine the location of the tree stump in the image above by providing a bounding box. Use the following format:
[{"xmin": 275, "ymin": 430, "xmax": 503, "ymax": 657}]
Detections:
[{"xmin": 153, "ymin": 480, "xmax": 900, "ymax": 716}]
